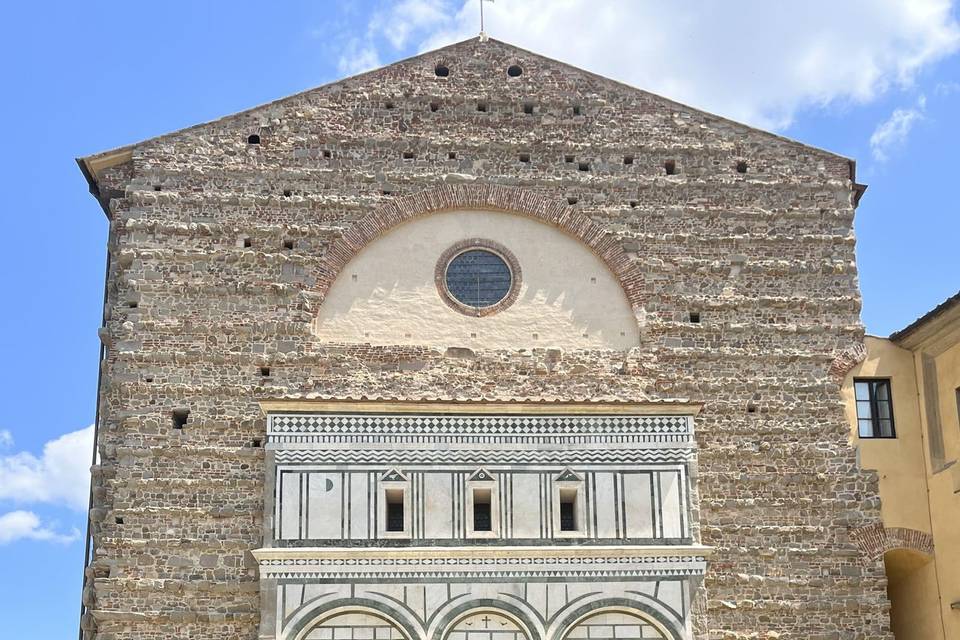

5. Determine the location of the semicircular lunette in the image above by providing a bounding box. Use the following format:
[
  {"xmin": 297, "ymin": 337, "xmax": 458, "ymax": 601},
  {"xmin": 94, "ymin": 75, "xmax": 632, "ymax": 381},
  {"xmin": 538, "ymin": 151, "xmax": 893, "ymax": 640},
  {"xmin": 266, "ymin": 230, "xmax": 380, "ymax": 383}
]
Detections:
[{"xmin": 313, "ymin": 209, "xmax": 640, "ymax": 350}]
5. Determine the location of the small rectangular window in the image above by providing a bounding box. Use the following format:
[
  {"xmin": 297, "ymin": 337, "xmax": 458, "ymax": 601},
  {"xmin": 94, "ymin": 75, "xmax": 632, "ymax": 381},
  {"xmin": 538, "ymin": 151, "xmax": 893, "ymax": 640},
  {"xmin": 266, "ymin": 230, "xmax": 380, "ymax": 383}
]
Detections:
[
  {"xmin": 472, "ymin": 488, "xmax": 492, "ymax": 532},
  {"xmin": 559, "ymin": 489, "xmax": 578, "ymax": 532},
  {"xmin": 854, "ymin": 378, "xmax": 896, "ymax": 438},
  {"xmin": 385, "ymin": 489, "xmax": 405, "ymax": 532}
]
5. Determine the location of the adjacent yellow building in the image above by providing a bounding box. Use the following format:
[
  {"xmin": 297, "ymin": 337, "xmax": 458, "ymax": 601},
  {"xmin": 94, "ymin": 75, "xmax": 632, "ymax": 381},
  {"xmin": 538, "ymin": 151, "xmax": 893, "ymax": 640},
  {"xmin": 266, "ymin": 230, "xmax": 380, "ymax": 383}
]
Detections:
[{"xmin": 842, "ymin": 291, "xmax": 960, "ymax": 639}]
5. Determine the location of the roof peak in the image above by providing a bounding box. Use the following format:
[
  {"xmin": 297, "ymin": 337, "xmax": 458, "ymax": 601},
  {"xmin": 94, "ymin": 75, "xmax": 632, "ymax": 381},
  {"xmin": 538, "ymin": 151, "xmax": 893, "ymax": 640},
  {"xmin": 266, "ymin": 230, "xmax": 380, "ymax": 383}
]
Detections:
[{"xmin": 78, "ymin": 34, "xmax": 857, "ymax": 214}]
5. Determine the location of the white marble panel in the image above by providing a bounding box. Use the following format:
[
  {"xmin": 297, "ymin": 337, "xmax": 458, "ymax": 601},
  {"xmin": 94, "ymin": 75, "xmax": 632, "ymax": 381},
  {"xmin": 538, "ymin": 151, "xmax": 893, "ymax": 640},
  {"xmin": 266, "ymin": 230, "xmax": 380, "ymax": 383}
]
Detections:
[
  {"xmin": 307, "ymin": 472, "xmax": 343, "ymax": 539},
  {"xmin": 279, "ymin": 471, "xmax": 303, "ymax": 540},
  {"xmin": 659, "ymin": 471, "xmax": 682, "ymax": 538},
  {"xmin": 510, "ymin": 474, "xmax": 542, "ymax": 538},
  {"xmin": 622, "ymin": 473, "xmax": 653, "ymax": 538},
  {"xmin": 594, "ymin": 472, "xmax": 618, "ymax": 537},
  {"xmin": 423, "ymin": 473, "xmax": 454, "ymax": 538},
  {"xmin": 349, "ymin": 472, "xmax": 370, "ymax": 539}
]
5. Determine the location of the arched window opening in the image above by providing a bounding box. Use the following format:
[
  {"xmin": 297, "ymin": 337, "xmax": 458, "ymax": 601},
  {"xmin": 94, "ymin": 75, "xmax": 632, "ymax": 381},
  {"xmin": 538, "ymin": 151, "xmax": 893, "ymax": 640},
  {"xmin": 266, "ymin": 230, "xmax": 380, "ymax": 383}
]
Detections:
[
  {"xmin": 303, "ymin": 611, "xmax": 406, "ymax": 640},
  {"xmin": 564, "ymin": 611, "xmax": 669, "ymax": 640},
  {"xmin": 447, "ymin": 611, "xmax": 527, "ymax": 640}
]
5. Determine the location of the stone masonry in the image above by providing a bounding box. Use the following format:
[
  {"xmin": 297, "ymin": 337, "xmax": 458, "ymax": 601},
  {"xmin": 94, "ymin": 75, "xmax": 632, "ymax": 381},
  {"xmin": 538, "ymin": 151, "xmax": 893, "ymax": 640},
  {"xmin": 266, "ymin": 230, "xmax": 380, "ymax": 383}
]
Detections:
[{"xmin": 79, "ymin": 38, "xmax": 890, "ymax": 639}]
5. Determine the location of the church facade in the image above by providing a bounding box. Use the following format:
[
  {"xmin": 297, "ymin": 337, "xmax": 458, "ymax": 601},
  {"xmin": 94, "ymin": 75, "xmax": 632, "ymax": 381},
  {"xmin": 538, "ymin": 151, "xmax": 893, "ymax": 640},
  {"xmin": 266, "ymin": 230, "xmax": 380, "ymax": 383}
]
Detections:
[{"xmin": 77, "ymin": 38, "xmax": 890, "ymax": 639}]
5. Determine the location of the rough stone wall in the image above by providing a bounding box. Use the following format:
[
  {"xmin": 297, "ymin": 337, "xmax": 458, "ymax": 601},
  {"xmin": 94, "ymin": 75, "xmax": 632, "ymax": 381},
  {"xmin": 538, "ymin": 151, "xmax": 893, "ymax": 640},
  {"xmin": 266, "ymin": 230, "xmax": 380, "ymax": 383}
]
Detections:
[{"xmin": 82, "ymin": 38, "xmax": 890, "ymax": 639}]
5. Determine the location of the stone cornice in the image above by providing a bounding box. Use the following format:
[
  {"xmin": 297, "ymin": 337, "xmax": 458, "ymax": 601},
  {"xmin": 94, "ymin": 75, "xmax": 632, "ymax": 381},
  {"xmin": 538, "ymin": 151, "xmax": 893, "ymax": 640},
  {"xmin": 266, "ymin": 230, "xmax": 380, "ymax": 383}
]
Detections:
[
  {"xmin": 253, "ymin": 545, "xmax": 713, "ymax": 580},
  {"xmin": 258, "ymin": 399, "xmax": 702, "ymax": 415},
  {"xmin": 252, "ymin": 544, "xmax": 713, "ymax": 562}
]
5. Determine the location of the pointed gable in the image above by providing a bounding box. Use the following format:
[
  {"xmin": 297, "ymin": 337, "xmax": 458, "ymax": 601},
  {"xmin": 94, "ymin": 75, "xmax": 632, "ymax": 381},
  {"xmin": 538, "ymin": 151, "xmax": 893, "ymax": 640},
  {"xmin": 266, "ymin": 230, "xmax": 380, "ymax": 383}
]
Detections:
[
  {"xmin": 555, "ymin": 468, "xmax": 583, "ymax": 483},
  {"xmin": 78, "ymin": 37, "xmax": 857, "ymax": 218},
  {"xmin": 381, "ymin": 468, "xmax": 408, "ymax": 483},
  {"xmin": 468, "ymin": 468, "xmax": 496, "ymax": 483}
]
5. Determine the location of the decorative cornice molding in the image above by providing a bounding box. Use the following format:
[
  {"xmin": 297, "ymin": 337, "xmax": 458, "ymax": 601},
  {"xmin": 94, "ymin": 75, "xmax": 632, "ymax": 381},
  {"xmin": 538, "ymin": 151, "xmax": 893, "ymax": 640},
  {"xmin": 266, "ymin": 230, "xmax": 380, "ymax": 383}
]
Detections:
[
  {"xmin": 254, "ymin": 544, "xmax": 711, "ymax": 561},
  {"xmin": 258, "ymin": 400, "xmax": 702, "ymax": 416},
  {"xmin": 253, "ymin": 545, "xmax": 712, "ymax": 580}
]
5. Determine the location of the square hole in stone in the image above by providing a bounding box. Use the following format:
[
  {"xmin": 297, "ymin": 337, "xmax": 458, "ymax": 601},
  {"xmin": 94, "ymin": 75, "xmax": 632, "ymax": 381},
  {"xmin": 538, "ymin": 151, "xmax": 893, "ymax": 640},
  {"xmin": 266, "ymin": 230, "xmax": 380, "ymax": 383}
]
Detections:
[
  {"xmin": 564, "ymin": 155, "xmax": 575, "ymax": 163},
  {"xmin": 519, "ymin": 153, "xmax": 531, "ymax": 163},
  {"xmin": 578, "ymin": 162, "xmax": 590, "ymax": 172},
  {"xmin": 243, "ymin": 238, "xmax": 252, "ymax": 248},
  {"xmin": 283, "ymin": 239, "xmax": 294, "ymax": 250},
  {"xmin": 172, "ymin": 409, "xmax": 190, "ymax": 430},
  {"xmin": 689, "ymin": 311, "xmax": 701, "ymax": 323},
  {"xmin": 477, "ymin": 102, "xmax": 488, "ymax": 112},
  {"xmin": 523, "ymin": 102, "xmax": 535, "ymax": 114},
  {"xmin": 260, "ymin": 366, "xmax": 271, "ymax": 377},
  {"xmin": 448, "ymin": 151, "xmax": 457, "ymax": 160},
  {"xmin": 624, "ymin": 155, "xmax": 634, "ymax": 165}
]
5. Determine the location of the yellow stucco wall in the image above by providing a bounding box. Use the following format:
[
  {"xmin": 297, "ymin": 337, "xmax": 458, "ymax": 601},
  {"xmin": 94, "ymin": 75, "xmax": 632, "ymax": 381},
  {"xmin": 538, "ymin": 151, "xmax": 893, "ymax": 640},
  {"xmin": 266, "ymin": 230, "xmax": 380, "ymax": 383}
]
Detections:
[
  {"xmin": 927, "ymin": 339, "xmax": 960, "ymax": 639},
  {"xmin": 843, "ymin": 337, "xmax": 930, "ymax": 532},
  {"xmin": 844, "ymin": 333, "xmax": 960, "ymax": 639}
]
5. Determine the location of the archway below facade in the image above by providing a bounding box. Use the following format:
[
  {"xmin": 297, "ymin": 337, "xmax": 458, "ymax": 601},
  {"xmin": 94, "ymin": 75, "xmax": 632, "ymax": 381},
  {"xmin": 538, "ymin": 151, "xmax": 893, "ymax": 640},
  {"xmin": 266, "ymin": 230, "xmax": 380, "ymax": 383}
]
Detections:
[
  {"xmin": 884, "ymin": 549, "xmax": 940, "ymax": 640},
  {"xmin": 300, "ymin": 611, "xmax": 407, "ymax": 640},
  {"xmin": 563, "ymin": 611, "xmax": 671, "ymax": 640}
]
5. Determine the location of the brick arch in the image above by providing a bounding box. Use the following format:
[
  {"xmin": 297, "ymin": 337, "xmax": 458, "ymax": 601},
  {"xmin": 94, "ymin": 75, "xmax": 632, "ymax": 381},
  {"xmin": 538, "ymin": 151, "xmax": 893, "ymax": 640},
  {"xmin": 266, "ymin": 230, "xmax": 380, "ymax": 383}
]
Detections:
[
  {"xmin": 312, "ymin": 184, "xmax": 644, "ymax": 313},
  {"xmin": 850, "ymin": 523, "xmax": 934, "ymax": 562}
]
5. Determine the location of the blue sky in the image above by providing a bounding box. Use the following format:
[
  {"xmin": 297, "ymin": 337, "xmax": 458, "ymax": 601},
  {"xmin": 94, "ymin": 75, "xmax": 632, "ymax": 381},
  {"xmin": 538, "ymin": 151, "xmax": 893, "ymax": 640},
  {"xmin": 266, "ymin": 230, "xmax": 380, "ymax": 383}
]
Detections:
[{"xmin": 0, "ymin": 1, "xmax": 957, "ymax": 636}]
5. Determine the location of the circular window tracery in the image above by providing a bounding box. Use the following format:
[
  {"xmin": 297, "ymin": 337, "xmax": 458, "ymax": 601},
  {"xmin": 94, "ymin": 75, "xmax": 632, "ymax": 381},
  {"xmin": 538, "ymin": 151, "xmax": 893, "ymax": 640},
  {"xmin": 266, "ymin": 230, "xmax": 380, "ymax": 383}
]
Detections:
[{"xmin": 435, "ymin": 239, "xmax": 521, "ymax": 317}]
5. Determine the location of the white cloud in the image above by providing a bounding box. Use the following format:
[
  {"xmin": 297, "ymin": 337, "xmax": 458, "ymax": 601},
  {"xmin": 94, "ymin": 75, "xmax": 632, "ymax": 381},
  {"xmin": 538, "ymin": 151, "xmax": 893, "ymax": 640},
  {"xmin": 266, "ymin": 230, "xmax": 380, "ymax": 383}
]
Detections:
[
  {"xmin": 0, "ymin": 510, "xmax": 79, "ymax": 545},
  {"xmin": 935, "ymin": 80, "xmax": 960, "ymax": 95},
  {"xmin": 337, "ymin": 39, "xmax": 384, "ymax": 77},
  {"xmin": 0, "ymin": 430, "xmax": 12, "ymax": 448},
  {"xmin": 0, "ymin": 425, "xmax": 94, "ymax": 511},
  {"xmin": 870, "ymin": 95, "xmax": 927, "ymax": 161},
  {"xmin": 355, "ymin": 0, "xmax": 960, "ymax": 130},
  {"xmin": 370, "ymin": 0, "xmax": 449, "ymax": 49}
]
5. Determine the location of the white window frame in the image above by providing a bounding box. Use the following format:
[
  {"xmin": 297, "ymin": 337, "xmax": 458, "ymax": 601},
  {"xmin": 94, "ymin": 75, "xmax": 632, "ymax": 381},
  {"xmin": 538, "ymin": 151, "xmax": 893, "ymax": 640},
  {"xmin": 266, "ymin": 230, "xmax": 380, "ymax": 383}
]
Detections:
[
  {"xmin": 379, "ymin": 471, "xmax": 411, "ymax": 539},
  {"xmin": 553, "ymin": 471, "xmax": 586, "ymax": 538},
  {"xmin": 466, "ymin": 470, "xmax": 500, "ymax": 539}
]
